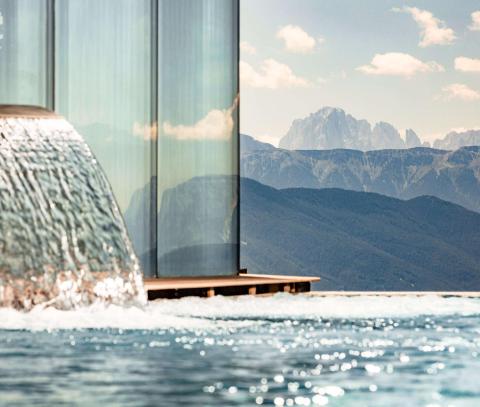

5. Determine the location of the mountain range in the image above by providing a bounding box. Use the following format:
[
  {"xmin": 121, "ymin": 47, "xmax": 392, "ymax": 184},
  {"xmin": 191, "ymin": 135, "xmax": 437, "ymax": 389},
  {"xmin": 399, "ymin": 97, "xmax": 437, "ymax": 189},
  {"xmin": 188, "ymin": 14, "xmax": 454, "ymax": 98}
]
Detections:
[
  {"xmin": 241, "ymin": 136, "xmax": 480, "ymax": 213},
  {"xmin": 278, "ymin": 107, "xmax": 423, "ymax": 151},
  {"xmin": 277, "ymin": 106, "xmax": 480, "ymax": 151},
  {"xmin": 240, "ymin": 178, "xmax": 480, "ymax": 290},
  {"xmin": 433, "ymin": 129, "xmax": 480, "ymax": 150},
  {"xmin": 124, "ymin": 174, "xmax": 480, "ymax": 290},
  {"xmin": 122, "ymin": 129, "xmax": 480, "ymax": 289}
]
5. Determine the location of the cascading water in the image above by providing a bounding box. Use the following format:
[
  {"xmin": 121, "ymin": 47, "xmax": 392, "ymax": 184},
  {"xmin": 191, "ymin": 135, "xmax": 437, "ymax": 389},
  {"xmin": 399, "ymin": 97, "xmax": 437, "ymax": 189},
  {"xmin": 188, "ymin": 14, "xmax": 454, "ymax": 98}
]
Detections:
[{"xmin": 0, "ymin": 105, "xmax": 145, "ymax": 309}]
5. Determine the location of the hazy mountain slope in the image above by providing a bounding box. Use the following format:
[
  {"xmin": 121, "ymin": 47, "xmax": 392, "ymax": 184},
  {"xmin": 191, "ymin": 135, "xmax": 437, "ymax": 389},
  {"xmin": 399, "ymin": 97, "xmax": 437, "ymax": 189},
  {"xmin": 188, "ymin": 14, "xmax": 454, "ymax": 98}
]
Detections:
[
  {"xmin": 124, "ymin": 175, "xmax": 480, "ymax": 290},
  {"xmin": 240, "ymin": 178, "xmax": 480, "ymax": 291},
  {"xmin": 278, "ymin": 107, "xmax": 422, "ymax": 151},
  {"xmin": 241, "ymin": 145, "xmax": 480, "ymax": 213},
  {"xmin": 124, "ymin": 177, "xmax": 156, "ymax": 276},
  {"xmin": 125, "ymin": 176, "xmax": 238, "ymax": 277},
  {"xmin": 241, "ymin": 133, "xmax": 275, "ymax": 153},
  {"xmin": 434, "ymin": 129, "xmax": 480, "ymax": 150}
]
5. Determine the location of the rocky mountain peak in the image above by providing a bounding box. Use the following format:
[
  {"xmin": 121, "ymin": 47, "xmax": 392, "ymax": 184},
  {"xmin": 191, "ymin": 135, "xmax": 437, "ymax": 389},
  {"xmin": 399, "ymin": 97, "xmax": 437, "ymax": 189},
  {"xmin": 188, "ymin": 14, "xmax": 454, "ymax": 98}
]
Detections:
[{"xmin": 279, "ymin": 107, "xmax": 421, "ymax": 151}]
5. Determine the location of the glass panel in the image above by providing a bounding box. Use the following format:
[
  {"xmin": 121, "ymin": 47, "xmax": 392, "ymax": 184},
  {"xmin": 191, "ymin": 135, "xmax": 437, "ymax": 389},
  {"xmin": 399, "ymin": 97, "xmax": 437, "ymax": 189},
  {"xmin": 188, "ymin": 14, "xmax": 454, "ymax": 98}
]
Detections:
[
  {"xmin": 157, "ymin": 0, "xmax": 239, "ymax": 276},
  {"xmin": 55, "ymin": 0, "xmax": 156, "ymax": 276},
  {"xmin": 0, "ymin": 0, "xmax": 47, "ymax": 106}
]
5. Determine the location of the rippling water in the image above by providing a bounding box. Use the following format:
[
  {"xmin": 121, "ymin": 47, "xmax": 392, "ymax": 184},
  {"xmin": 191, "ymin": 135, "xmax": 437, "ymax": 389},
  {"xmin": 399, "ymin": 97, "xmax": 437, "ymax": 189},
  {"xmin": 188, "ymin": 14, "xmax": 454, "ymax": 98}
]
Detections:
[
  {"xmin": 1, "ymin": 294, "xmax": 480, "ymax": 406},
  {"xmin": 0, "ymin": 115, "xmax": 144, "ymax": 309}
]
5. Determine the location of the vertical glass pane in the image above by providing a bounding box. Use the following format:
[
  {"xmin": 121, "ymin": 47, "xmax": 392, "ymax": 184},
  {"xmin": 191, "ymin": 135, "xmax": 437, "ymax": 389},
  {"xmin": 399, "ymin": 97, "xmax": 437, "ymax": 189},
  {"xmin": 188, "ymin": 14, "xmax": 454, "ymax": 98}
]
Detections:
[
  {"xmin": 55, "ymin": 0, "xmax": 155, "ymax": 276},
  {"xmin": 0, "ymin": 0, "xmax": 47, "ymax": 106},
  {"xmin": 158, "ymin": 0, "xmax": 239, "ymax": 276}
]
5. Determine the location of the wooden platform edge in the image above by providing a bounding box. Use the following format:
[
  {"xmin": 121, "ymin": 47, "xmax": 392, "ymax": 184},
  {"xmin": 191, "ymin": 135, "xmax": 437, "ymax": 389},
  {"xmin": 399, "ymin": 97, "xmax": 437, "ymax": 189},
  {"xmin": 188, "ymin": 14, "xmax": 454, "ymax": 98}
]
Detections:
[{"xmin": 144, "ymin": 274, "xmax": 319, "ymax": 301}]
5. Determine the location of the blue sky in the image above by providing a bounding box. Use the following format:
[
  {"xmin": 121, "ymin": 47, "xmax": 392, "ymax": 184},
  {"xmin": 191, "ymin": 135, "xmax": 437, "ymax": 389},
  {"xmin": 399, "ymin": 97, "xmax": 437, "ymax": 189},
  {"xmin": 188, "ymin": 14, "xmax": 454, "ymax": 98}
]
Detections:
[{"xmin": 240, "ymin": 0, "xmax": 480, "ymax": 145}]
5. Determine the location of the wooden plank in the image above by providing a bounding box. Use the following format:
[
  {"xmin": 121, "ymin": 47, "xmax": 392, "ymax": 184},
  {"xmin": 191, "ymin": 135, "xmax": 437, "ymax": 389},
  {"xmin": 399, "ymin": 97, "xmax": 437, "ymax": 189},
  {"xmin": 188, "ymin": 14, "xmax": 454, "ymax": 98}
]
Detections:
[
  {"xmin": 144, "ymin": 274, "xmax": 319, "ymax": 291},
  {"xmin": 244, "ymin": 273, "xmax": 320, "ymax": 283},
  {"xmin": 206, "ymin": 288, "xmax": 215, "ymax": 297}
]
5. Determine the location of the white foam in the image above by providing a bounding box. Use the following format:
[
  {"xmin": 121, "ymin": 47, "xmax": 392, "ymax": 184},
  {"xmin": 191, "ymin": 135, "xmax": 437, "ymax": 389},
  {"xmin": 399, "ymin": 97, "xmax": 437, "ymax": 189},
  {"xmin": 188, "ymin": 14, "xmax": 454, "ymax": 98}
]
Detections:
[
  {"xmin": 0, "ymin": 294, "xmax": 479, "ymax": 331},
  {"xmin": 147, "ymin": 293, "xmax": 480, "ymax": 320}
]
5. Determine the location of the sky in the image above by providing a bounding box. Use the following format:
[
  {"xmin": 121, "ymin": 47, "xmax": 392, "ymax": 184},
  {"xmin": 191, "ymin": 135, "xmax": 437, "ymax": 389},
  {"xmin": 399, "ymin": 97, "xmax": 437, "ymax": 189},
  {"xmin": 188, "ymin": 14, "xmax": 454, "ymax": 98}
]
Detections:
[{"xmin": 240, "ymin": 0, "xmax": 480, "ymax": 146}]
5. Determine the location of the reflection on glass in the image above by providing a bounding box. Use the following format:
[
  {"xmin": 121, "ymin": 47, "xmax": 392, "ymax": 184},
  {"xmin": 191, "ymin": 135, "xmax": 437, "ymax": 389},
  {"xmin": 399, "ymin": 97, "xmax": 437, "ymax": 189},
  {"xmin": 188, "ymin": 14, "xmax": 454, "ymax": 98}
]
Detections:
[
  {"xmin": 0, "ymin": 0, "xmax": 239, "ymax": 278},
  {"xmin": 157, "ymin": 0, "xmax": 239, "ymax": 276},
  {"xmin": 55, "ymin": 0, "xmax": 155, "ymax": 275},
  {"xmin": 0, "ymin": 0, "xmax": 47, "ymax": 106}
]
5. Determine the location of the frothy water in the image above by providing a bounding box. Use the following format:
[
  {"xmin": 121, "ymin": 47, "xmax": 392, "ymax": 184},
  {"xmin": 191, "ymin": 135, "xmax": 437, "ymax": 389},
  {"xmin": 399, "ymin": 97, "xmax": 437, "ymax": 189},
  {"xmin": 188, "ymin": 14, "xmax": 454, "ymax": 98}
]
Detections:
[
  {"xmin": 0, "ymin": 112, "xmax": 144, "ymax": 309},
  {"xmin": 1, "ymin": 294, "xmax": 480, "ymax": 406},
  {"xmin": 1, "ymin": 293, "xmax": 480, "ymax": 330}
]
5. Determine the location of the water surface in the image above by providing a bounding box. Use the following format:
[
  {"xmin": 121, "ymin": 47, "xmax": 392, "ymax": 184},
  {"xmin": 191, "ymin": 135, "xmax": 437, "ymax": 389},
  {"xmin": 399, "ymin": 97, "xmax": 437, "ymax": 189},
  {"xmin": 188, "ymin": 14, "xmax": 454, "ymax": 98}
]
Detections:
[{"xmin": 1, "ymin": 294, "xmax": 480, "ymax": 406}]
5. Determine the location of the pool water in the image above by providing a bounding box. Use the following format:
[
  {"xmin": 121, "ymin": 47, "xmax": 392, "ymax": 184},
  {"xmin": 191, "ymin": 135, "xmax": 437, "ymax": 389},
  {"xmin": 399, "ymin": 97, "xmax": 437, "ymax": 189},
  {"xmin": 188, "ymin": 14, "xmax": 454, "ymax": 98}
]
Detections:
[{"xmin": 1, "ymin": 294, "xmax": 480, "ymax": 406}]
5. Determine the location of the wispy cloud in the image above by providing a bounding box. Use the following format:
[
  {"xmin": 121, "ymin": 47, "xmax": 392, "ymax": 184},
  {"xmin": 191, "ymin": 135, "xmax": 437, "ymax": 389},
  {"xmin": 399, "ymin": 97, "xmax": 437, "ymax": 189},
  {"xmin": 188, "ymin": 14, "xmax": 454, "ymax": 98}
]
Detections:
[
  {"xmin": 438, "ymin": 83, "xmax": 480, "ymax": 102},
  {"xmin": 455, "ymin": 57, "xmax": 480, "ymax": 73},
  {"xmin": 240, "ymin": 41, "xmax": 256, "ymax": 55},
  {"xmin": 276, "ymin": 25, "xmax": 319, "ymax": 53},
  {"xmin": 317, "ymin": 70, "xmax": 347, "ymax": 84},
  {"xmin": 470, "ymin": 11, "xmax": 480, "ymax": 31},
  {"xmin": 357, "ymin": 52, "xmax": 444, "ymax": 78},
  {"xmin": 394, "ymin": 6, "xmax": 456, "ymax": 47},
  {"xmin": 162, "ymin": 97, "xmax": 238, "ymax": 141},
  {"xmin": 449, "ymin": 126, "xmax": 480, "ymax": 133},
  {"xmin": 240, "ymin": 59, "xmax": 309, "ymax": 89}
]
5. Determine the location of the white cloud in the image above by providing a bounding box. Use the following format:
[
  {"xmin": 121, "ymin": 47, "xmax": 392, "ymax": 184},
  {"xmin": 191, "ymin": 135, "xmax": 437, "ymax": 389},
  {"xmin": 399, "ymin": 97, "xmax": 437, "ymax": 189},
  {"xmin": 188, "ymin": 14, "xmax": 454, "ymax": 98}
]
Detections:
[
  {"xmin": 240, "ymin": 41, "xmax": 256, "ymax": 55},
  {"xmin": 240, "ymin": 59, "xmax": 309, "ymax": 89},
  {"xmin": 162, "ymin": 97, "xmax": 238, "ymax": 141},
  {"xmin": 394, "ymin": 6, "xmax": 456, "ymax": 47},
  {"xmin": 439, "ymin": 83, "xmax": 480, "ymax": 101},
  {"xmin": 455, "ymin": 56, "xmax": 480, "ymax": 73},
  {"xmin": 357, "ymin": 52, "xmax": 444, "ymax": 78},
  {"xmin": 470, "ymin": 11, "xmax": 480, "ymax": 31},
  {"xmin": 133, "ymin": 122, "xmax": 157, "ymax": 140},
  {"xmin": 276, "ymin": 25, "xmax": 317, "ymax": 53},
  {"xmin": 449, "ymin": 126, "xmax": 480, "ymax": 133}
]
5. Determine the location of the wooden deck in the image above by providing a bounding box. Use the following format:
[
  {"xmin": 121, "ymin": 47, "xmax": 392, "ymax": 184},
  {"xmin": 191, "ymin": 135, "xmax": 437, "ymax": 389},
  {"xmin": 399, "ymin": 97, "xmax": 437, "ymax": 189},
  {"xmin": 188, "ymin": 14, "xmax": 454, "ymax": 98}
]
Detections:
[{"xmin": 144, "ymin": 273, "xmax": 320, "ymax": 300}]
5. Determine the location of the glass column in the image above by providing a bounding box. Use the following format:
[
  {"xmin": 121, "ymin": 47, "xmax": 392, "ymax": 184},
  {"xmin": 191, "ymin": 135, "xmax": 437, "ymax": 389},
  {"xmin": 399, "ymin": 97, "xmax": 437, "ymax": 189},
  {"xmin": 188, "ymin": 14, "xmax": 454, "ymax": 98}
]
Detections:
[
  {"xmin": 55, "ymin": 0, "xmax": 156, "ymax": 276},
  {"xmin": 157, "ymin": 0, "xmax": 239, "ymax": 276}
]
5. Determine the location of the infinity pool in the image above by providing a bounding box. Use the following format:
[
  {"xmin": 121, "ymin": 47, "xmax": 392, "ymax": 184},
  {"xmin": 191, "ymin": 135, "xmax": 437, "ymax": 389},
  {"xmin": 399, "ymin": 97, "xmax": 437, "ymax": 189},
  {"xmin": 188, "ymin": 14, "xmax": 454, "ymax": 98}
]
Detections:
[{"xmin": 1, "ymin": 294, "xmax": 480, "ymax": 406}]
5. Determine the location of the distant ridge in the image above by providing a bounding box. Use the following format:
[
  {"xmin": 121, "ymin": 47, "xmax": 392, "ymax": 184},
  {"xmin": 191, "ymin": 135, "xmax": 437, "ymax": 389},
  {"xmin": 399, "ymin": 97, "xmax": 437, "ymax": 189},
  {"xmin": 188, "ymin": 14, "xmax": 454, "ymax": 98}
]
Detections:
[
  {"xmin": 124, "ymin": 175, "xmax": 480, "ymax": 290},
  {"xmin": 241, "ymin": 177, "xmax": 480, "ymax": 291},
  {"xmin": 241, "ymin": 135, "xmax": 480, "ymax": 213},
  {"xmin": 240, "ymin": 133, "xmax": 275, "ymax": 153}
]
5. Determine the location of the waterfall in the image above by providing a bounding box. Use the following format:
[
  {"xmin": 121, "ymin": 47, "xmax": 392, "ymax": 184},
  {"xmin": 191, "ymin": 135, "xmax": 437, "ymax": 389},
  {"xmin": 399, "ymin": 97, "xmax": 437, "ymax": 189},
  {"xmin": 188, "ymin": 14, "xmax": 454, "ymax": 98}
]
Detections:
[{"xmin": 0, "ymin": 105, "xmax": 145, "ymax": 309}]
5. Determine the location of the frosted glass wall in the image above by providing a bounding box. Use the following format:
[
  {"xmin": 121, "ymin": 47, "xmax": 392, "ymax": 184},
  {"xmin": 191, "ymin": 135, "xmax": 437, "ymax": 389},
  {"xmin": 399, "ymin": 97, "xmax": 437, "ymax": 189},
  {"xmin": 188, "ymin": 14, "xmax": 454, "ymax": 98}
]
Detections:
[
  {"xmin": 55, "ymin": 0, "xmax": 156, "ymax": 275},
  {"xmin": 157, "ymin": 0, "xmax": 239, "ymax": 276},
  {"xmin": 0, "ymin": 0, "xmax": 47, "ymax": 106},
  {"xmin": 0, "ymin": 0, "xmax": 239, "ymax": 278}
]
